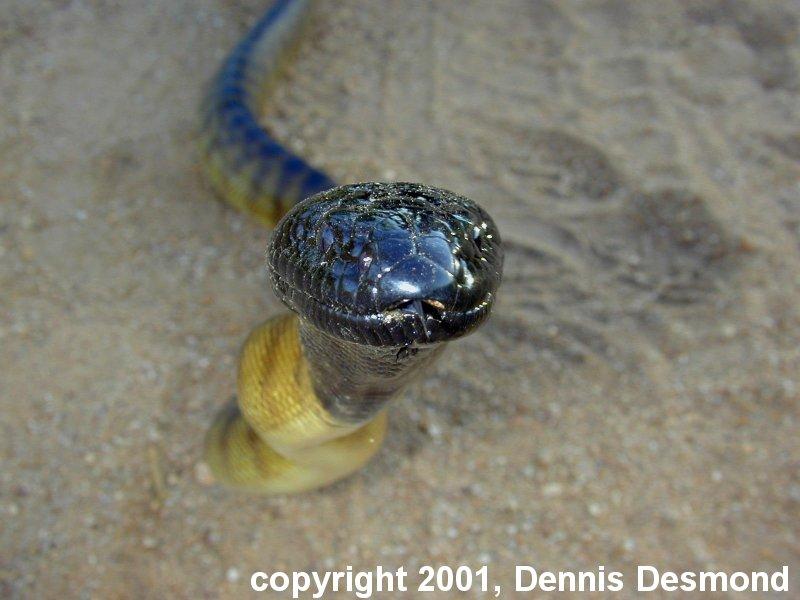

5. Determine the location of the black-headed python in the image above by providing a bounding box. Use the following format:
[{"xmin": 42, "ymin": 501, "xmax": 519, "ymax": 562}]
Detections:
[{"xmin": 201, "ymin": 0, "xmax": 504, "ymax": 494}]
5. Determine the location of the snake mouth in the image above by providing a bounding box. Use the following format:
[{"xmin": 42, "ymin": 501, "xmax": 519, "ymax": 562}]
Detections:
[
  {"xmin": 382, "ymin": 298, "xmax": 468, "ymax": 342},
  {"xmin": 270, "ymin": 267, "xmax": 496, "ymax": 346},
  {"xmin": 382, "ymin": 295, "xmax": 495, "ymax": 345},
  {"xmin": 390, "ymin": 298, "xmax": 445, "ymax": 323},
  {"xmin": 268, "ymin": 182, "xmax": 503, "ymax": 347}
]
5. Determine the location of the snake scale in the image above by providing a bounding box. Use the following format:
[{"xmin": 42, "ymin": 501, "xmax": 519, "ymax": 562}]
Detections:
[{"xmin": 200, "ymin": 0, "xmax": 504, "ymax": 494}]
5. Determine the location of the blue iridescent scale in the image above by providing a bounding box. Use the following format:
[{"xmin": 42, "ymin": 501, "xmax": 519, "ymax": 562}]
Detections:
[{"xmin": 201, "ymin": 0, "xmax": 335, "ymax": 223}]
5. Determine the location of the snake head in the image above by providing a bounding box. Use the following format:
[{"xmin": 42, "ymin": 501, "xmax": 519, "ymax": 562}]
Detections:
[{"xmin": 268, "ymin": 182, "xmax": 503, "ymax": 346}]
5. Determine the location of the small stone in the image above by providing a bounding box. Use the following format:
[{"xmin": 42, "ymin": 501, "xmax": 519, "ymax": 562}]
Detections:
[
  {"xmin": 204, "ymin": 528, "xmax": 221, "ymax": 545},
  {"xmin": 587, "ymin": 502, "xmax": 604, "ymax": 516},
  {"xmin": 226, "ymin": 567, "xmax": 240, "ymax": 583},
  {"xmin": 542, "ymin": 483, "xmax": 563, "ymax": 497},
  {"xmin": 521, "ymin": 520, "xmax": 534, "ymax": 532},
  {"xmin": 142, "ymin": 536, "xmax": 158, "ymax": 549},
  {"xmin": 194, "ymin": 462, "xmax": 215, "ymax": 486}
]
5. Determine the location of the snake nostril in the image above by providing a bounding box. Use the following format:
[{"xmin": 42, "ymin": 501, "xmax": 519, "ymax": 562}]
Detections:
[{"xmin": 421, "ymin": 298, "xmax": 445, "ymax": 319}]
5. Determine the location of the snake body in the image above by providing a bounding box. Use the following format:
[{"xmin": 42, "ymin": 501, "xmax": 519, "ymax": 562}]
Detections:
[
  {"xmin": 202, "ymin": 0, "xmax": 503, "ymax": 494},
  {"xmin": 200, "ymin": 0, "xmax": 333, "ymax": 226}
]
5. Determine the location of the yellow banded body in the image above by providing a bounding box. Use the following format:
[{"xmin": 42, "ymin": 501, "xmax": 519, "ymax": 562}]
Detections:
[{"xmin": 205, "ymin": 314, "xmax": 388, "ymax": 494}]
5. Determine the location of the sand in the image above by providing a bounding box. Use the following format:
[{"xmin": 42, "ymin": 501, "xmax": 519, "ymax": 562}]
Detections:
[{"xmin": 1, "ymin": 0, "xmax": 799, "ymax": 597}]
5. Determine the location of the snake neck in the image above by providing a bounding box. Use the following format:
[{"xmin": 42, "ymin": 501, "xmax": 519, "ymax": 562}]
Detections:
[{"xmin": 298, "ymin": 320, "xmax": 446, "ymax": 424}]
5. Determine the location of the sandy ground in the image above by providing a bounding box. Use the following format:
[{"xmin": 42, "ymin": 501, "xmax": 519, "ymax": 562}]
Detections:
[{"xmin": 2, "ymin": 0, "xmax": 799, "ymax": 598}]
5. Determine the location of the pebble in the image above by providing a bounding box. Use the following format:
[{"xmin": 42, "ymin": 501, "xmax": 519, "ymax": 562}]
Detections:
[
  {"xmin": 542, "ymin": 482, "xmax": 563, "ymax": 497},
  {"xmin": 142, "ymin": 536, "xmax": 158, "ymax": 549},
  {"xmin": 427, "ymin": 421, "xmax": 442, "ymax": 438},
  {"xmin": 587, "ymin": 502, "xmax": 604, "ymax": 516},
  {"xmin": 194, "ymin": 462, "xmax": 215, "ymax": 486}
]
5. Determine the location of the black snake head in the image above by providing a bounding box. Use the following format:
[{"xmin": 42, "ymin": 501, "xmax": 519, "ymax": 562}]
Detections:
[{"xmin": 268, "ymin": 182, "xmax": 504, "ymax": 346}]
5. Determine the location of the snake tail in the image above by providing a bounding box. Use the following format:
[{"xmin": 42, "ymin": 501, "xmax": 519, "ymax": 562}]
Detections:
[
  {"xmin": 200, "ymin": 0, "xmax": 334, "ymax": 226},
  {"xmin": 205, "ymin": 183, "xmax": 503, "ymax": 494}
]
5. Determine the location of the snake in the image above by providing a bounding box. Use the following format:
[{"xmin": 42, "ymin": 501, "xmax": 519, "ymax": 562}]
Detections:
[{"xmin": 200, "ymin": 0, "xmax": 504, "ymax": 494}]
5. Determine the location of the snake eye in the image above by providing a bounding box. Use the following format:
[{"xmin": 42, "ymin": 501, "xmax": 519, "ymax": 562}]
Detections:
[
  {"xmin": 455, "ymin": 258, "xmax": 469, "ymax": 284},
  {"xmin": 472, "ymin": 225, "xmax": 484, "ymax": 253}
]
